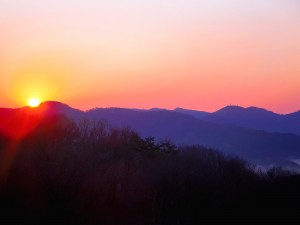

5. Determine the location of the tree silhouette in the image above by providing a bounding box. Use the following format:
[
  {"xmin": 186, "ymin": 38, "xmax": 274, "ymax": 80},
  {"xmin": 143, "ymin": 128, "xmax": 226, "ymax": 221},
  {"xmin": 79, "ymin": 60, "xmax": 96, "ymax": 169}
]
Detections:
[{"xmin": 0, "ymin": 115, "xmax": 299, "ymax": 224}]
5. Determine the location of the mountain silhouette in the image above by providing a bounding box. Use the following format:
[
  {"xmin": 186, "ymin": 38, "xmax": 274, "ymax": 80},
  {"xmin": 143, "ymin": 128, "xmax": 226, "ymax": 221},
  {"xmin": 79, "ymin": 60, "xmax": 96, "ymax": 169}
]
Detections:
[
  {"xmin": 174, "ymin": 105, "xmax": 300, "ymax": 135},
  {"xmin": 36, "ymin": 101, "xmax": 85, "ymax": 120},
  {"xmin": 173, "ymin": 107, "xmax": 210, "ymax": 120},
  {"xmin": 1, "ymin": 102, "xmax": 300, "ymax": 167}
]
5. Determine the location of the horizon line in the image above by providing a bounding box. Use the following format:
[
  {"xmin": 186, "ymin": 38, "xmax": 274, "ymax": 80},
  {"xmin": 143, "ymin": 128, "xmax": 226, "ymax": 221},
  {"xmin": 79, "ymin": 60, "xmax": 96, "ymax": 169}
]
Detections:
[{"xmin": 1, "ymin": 100, "xmax": 299, "ymax": 116}]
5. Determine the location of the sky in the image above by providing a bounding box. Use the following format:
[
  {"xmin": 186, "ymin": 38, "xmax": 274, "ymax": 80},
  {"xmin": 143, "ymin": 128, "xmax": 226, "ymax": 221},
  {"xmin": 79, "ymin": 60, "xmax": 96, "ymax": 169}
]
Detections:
[{"xmin": 0, "ymin": 0, "xmax": 300, "ymax": 113}]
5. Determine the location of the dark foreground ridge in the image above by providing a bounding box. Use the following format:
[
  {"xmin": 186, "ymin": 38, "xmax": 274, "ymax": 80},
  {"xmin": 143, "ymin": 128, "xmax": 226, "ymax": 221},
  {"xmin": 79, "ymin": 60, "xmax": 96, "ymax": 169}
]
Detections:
[{"xmin": 0, "ymin": 114, "xmax": 300, "ymax": 224}]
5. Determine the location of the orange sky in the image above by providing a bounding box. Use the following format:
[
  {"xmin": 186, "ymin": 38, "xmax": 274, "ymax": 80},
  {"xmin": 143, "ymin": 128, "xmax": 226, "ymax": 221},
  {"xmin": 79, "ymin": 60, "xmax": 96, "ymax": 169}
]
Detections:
[{"xmin": 1, "ymin": 0, "xmax": 300, "ymax": 113}]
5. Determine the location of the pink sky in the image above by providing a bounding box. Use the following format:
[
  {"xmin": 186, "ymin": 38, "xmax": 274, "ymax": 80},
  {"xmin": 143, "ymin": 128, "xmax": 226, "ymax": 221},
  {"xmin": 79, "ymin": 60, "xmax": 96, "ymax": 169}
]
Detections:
[{"xmin": 0, "ymin": 0, "xmax": 300, "ymax": 113}]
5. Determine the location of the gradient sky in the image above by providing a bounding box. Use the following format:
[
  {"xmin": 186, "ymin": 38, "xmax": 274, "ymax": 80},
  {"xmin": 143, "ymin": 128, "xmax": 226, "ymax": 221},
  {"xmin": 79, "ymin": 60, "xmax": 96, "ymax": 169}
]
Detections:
[{"xmin": 1, "ymin": 0, "xmax": 300, "ymax": 113}]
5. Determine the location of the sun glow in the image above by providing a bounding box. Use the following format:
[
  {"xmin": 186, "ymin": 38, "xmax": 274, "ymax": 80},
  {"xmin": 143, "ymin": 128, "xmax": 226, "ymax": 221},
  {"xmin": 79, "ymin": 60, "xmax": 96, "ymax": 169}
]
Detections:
[{"xmin": 28, "ymin": 98, "xmax": 41, "ymax": 108}]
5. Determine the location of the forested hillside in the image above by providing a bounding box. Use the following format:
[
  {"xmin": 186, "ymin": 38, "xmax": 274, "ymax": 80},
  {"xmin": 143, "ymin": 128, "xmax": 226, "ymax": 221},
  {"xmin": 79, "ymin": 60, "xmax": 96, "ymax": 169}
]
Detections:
[{"xmin": 0, "ymin": 115, "xmax": 300, "ymax": 224}]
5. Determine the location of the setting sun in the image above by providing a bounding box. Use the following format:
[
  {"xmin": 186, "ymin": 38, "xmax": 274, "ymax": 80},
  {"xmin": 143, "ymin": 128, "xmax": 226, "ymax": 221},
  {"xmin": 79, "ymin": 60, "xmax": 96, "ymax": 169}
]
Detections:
[{"xmin": 28, "ymin": 98, "xmax": 41, "ymax": 108}]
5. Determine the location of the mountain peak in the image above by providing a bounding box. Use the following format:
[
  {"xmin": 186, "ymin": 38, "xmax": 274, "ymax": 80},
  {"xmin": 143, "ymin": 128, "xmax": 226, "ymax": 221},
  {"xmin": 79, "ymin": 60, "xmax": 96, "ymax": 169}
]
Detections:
[
  {"xmin": 215, "ymin": 105, "xmax": 277, "ymax": 116},
  {"xmin": 215, "ymin": 105, "xmax": 245, "ymax": 114},
  {"xmin": 21, "ymin": 101, "xmax": 85, "ymax": 120},
  {"xmin": 39, "ymin": 101, "xmax": 72, "ymax": 109}
]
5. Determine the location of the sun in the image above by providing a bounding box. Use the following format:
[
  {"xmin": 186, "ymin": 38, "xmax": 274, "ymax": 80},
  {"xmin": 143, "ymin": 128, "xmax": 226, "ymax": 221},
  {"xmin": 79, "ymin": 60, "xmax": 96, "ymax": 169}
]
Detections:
[{"xmin": 27, "ymin": 98, "xmax": 41, "ymax": 108}]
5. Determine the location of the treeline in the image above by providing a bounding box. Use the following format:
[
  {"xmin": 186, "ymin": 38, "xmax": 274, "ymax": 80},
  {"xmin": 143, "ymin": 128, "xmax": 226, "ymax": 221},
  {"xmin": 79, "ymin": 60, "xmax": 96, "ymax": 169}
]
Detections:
[{"xmin": 0, "ymin": 115, "xmax": 300, "ymax": 224}]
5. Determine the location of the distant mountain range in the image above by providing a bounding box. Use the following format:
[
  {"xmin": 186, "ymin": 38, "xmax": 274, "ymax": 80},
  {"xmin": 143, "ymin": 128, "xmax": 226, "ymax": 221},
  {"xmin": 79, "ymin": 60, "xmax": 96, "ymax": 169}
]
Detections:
[
  {"xmin": 1, "ymin": 101, "xmax": 300, "ymax": 167},
  {"xmin": 175, "ymin": 106, "xmax": 300, "ymax": 135}
]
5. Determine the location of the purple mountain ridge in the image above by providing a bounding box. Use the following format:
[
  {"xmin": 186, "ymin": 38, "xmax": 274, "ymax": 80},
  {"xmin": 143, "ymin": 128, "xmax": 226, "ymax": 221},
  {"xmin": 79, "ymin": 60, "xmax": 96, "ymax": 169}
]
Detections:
[{"xmin": 1, "ymin": 101, "xmax": 300, "ymax": 167}]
